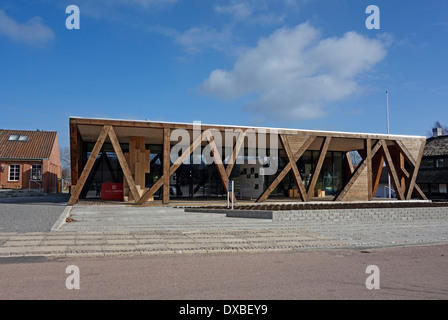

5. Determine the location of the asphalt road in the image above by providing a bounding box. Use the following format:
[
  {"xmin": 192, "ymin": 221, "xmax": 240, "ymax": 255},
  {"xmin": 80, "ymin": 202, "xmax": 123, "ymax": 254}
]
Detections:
[
  {"xmin": 0, "ymin": 244, "xmax": 447, "ymax": 302},
  {"xmin": 0, "ymin": 194, "xmax": 69, "ymax": 233}
]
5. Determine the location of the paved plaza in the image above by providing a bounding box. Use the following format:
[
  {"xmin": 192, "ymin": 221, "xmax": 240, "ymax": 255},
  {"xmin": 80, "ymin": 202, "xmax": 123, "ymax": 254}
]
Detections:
[{"xmin": 0, "ymin": 202, "xmax": 448, "ymax": 258}]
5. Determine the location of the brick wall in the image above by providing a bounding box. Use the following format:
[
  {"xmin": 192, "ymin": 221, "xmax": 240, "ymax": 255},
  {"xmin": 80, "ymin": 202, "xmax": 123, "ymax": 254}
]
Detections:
[{"xmin": 273, "ymin": 207, "xmax": 448, "ymax": 222}]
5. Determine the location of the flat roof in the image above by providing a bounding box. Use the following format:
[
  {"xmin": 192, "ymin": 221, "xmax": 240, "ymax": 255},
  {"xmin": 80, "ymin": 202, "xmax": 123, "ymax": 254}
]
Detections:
[{"xmin": 69, "ymin": 116, "xmax": 426, "ymax": 140}]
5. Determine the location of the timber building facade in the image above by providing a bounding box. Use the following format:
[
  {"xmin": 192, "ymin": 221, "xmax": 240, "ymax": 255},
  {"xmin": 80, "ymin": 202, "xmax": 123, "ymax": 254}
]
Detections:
[{"xmin": 68, "ymin": 117, "xmax": 428, "ymax": 205}]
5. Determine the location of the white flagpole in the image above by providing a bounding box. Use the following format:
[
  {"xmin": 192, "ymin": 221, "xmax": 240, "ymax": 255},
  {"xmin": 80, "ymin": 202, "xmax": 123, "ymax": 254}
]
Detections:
[{"xmin": 386, "ymin": 90, "xmax": 391, "ymax": 199}]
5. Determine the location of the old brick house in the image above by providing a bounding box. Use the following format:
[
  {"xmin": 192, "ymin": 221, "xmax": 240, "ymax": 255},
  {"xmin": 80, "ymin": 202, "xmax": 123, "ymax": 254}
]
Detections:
[{"xmin": 0, "ymin": 129, "xmax": 62, "ymax": 194}]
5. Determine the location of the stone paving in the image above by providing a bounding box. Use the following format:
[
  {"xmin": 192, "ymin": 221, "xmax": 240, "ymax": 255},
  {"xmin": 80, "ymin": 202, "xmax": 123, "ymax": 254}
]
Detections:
[{"xmin": 1, "ymin": 203, "xmax": 448, "ymax": 258}]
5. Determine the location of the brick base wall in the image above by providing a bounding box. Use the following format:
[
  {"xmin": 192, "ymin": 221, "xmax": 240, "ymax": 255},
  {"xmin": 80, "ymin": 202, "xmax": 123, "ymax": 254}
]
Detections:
[{"xmin": 273, "ymin": 207, "xmax": 448, "ymax": 222}]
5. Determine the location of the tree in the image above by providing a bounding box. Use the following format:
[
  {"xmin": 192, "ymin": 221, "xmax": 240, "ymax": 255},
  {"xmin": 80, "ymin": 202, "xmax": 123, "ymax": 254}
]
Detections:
[
  {"xmin": 427, "ymin": 121, "xmax": 448, "ymax": 137},
  {"xmin": 60, "ymin": 146, "xmax": 71, "ymax": 180}
]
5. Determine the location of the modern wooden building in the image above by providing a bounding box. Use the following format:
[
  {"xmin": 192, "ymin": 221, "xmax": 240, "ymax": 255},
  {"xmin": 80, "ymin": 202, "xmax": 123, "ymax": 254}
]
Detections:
[{"xmin": 68, "ymin": 116, "xmax": 427, "ymax": 205}]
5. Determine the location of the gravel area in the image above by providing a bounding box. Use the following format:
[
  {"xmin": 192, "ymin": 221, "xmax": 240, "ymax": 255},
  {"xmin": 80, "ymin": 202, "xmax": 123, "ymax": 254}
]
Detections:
[{"xmin": 0, "ymin": 194, "xmax": 69, "ymax": 233}]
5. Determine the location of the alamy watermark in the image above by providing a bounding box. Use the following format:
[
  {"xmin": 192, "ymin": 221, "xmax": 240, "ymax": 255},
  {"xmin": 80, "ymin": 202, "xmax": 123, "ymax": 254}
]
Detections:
[
  {"xmin": 365, "ymin": 265, "xmax": 380, "ymax": 290},
  {"xmin": 66, "ymin": 5, "xmax": 80, "ymax": 30},
  {"xmin": 66, "ymin": 265, "xmax": 80, "ymax": 290}
]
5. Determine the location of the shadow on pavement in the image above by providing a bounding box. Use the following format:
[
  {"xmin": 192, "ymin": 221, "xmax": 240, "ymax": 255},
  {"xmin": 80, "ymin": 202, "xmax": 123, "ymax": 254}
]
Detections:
[{"xmin": 0, "ymin": 193, "xmax": 70, "ymax": 205}]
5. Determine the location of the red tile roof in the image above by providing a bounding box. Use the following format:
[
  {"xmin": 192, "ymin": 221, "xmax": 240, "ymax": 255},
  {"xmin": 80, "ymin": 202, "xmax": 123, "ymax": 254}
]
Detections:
[{"xmin": 0, "ymin": 129, "xmax": 57, "ymax": 159}]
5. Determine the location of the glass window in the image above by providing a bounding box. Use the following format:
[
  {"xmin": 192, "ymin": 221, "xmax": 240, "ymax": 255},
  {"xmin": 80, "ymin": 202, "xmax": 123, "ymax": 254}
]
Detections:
[
  {"xmin": 436, "ymin": 159, "xmax": 444, "ymax": 168},
  {"xmin": 420, "ymin": 184, "xmax": 429, "ymax": 193},
  {"xmin": 444, "ymin": 158, "xmax": 448, "ymax": 168},
  {"xmin": 420, "ymin": 159, "xmax": 434, "ymax": 168},
  {"xmin": 8, "ymin": 135, "xmax": 19, "ymax": 141},
  {"xmin": 430, "ymin": 184, "xmax": 439, "ymax": 193},
  {"xmin": 31, "ymin": 164, "xmax": 42, "ymax": 181},
  {"xmin": 9, "ymin": 164, "xmax": 20, "ymax": 181},
  {"xmin": 8, "ymin": 135, "xmax": 28, "ymax": 141},
  {"xmin": 439, "ymin": 184, "xmax": 447, "ymax": 194}
]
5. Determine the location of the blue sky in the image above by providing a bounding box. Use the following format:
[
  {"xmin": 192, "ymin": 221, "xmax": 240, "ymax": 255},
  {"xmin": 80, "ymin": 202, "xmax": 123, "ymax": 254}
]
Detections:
[{"xmin": 1, "ymin": 0, "xmax": 447, "ymax": 150}]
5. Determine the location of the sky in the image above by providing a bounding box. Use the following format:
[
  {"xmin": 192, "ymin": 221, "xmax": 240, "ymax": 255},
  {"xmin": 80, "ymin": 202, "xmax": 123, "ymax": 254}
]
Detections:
[{"xmin": 1, "ymin": 0, "xmax": 448, "ymax": 150}]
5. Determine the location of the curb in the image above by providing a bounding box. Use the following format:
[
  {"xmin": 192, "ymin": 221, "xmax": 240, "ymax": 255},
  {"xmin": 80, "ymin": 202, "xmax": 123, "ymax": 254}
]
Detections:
[{"xmin": 50, "ymin": 206, "xmax": 72, "ymax": 231}]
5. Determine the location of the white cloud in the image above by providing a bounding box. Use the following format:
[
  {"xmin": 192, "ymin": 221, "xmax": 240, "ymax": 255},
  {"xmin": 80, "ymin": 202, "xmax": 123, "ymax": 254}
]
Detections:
[
  {"xmin": 215, "ymin": 2, "xmax": 253, "ymax": 20},
  {"xmin": 214, "ymin": 0, "xmax": 288, "ymax": 25},
  {"xmin": 199, "ymin": 23, "xmax": 389, "ymax": 121},
  {"xmin": 0, "ymin": 9, "xmax": 54, "ymax": 46},
  {"xmin": 111, "ymin": 0, "xmax": 177, "ymax": 8},
  {"xmin": 174, "ymin": 26, "xmax": 234, "ymax": 54}
]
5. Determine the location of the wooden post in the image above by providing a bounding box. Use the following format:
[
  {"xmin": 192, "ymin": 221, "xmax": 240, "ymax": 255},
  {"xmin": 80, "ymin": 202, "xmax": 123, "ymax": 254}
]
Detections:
[
  {"xmin": 366, "ymin": 139, "xmax": 373, "ymax": 201},
  {"xmin": 371, "ymin": 149, "xmax": 384, "ymax": 197},
  {"xmin": 162, "ymin": 128, "xmax": 171, "ymax": 204},
  {"xmin": 307, "ymin": 137, "xmax": 331, "ymax": 198}
]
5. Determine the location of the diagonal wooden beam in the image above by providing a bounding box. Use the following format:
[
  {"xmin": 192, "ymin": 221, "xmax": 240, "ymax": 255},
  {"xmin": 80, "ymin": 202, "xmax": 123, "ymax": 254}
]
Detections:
[
  {"xmin": 335, "ymin": 140, "xmax": 382, "ymax": 201},
  {"xmin": 225, "ymin": 130, "xmax": 246, "ymax": 177},
  {"xmin": 381, "ymin": 140, "xmax": 405, "ymax": 200},
  {"xmin": 405, "ymin": 140, "xmax": 426, "ymax": 200},
  {"xmin": 393, "ymin": 140, "xmax": 417, "ymax": 167},
  {"xmin": 108, "ymin": 126, "xmax": 140, "ymax": 203},
  {"xmin": 307, "ymin": 137, "xmax": 331, "ymax": 198},
  {"xmin": 204, "ymin": 131, "xmax": 237, "ymax": 202},
  {"xmin": 413, "ymin": 183, "xmax": 428, "ymax": 200},
  {"xmin": 346, "ymin": 152, "xmax": 355, "ymax": 175},
  {"xmin": 256, "ymin": 135, "xmax": 316, "ymax": 203},
  {"xmin": 136, "ymin": 130, "xmax": 205, "ymax": 204},
  {"xmin": 68, "ymin": 125, "xmax": 111, "ymax": 206},
  {"xmin": 280, "ymin": 134, "xmax": 308, "ymax": 202}
]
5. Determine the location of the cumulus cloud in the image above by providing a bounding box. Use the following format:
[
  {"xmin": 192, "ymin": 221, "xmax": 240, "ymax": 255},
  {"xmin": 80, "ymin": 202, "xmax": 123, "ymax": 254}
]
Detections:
[
  {"xmin": 199, "ymin": 23, "xmax": 389, "ymax": 121},
  {"xmin": 0, "ymin": 9, "xmax": 54, "ymax": 46}
]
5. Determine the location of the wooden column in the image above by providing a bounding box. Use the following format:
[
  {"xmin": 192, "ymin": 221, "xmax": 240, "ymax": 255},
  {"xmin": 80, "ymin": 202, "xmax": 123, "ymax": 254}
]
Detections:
[
  {"xmin": 69, "ymin": 121, "xmax": 82, "ymax": 188},
  {"xmin": 307, "ymin": 137, "xmax": 331, "ymax": 198},
  {"xmin": 371, "ymin": 149, "xmax": 384, "ymax": 197},
  {"xmin": 162, "ymin": 128, "xmax": 171, "ymax": 204},
  {"xmin": 366, "ymin": 139, "xmax": 373, "ymax": 201}
]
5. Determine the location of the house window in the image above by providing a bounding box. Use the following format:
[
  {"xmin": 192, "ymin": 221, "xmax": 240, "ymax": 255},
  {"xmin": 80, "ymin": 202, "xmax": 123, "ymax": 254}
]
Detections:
[
  {"xmin": 439, "ymin": 184, "xmax": 447, "ymax": 194},
  {"xmin": 420, "ymin": 184, "xmax": 429, "ymax": 193},
  {"xmin": 430, "ymin": 184, "xmax": 439, "ymax": 193},
  {"xmin": 8, "ymin": 164, "xmax": 20, "ymax": 181},
  {"xmin": 31, "ymin": 164, "xmax": 42, "ymax": 181},
  {"xmin": 435, "ymin": 159, "xmax": 444, "ymax": 168},
  {"xmin": 420, "ymin": 159, "xmax": 434, "ymax": 168},
  {"xmin": 8, "ymin": 135, "xmax": 28, "ymax": 141}
]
